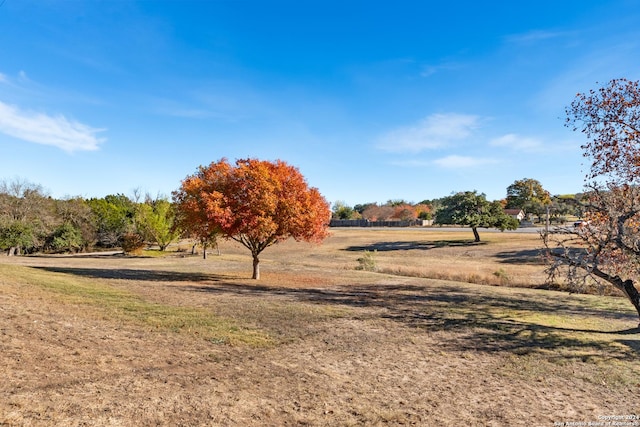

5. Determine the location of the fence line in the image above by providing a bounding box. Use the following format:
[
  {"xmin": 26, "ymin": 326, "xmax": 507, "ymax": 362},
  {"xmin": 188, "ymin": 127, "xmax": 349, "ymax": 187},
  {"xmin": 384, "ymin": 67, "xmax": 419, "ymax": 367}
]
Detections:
[{"xmin": 329, "ymin": 219, "xmax": 432, "ymax": 227}]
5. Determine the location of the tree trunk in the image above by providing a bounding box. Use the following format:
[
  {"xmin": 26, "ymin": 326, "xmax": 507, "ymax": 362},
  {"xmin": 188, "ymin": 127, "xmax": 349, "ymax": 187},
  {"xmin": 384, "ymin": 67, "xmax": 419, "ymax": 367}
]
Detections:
[
  {"xmin": 472, "ymin": 227, "xmax": 480, "ymax": 242},
  {"xmin": 203, "ymin": 242, "xmax": 207, "ymax": 260},
  {"xmin": 252, "ymin": 254, "xmax": 260, "ymax": 280},
  {"xmin": 621, "ymin": 279, "xmax": 640, "ymax": 325},
  {"xmin": 594, "ymin": 269, "xmax": 640, "ymax": 326}
]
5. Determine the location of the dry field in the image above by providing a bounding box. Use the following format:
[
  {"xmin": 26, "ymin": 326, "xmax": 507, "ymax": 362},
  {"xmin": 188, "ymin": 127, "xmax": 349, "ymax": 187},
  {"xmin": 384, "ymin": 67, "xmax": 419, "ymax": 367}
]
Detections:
[{"xmin": 1, "ymin": 227, "xmax": 639, "ymax": 426}]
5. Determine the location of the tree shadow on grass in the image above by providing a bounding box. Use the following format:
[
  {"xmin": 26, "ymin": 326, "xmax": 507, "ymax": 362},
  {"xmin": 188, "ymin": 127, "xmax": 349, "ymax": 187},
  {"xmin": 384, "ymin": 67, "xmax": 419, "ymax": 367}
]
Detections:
[
  {"xmin": 32, "ymin": 266, "xmax": 231, "ymax": 283},
  {"xmin": 33, "ymin": 265, "xmax": 640, "ymax": 360},
  {"xmin": 344, "ymin": 239, "xmax": 486, "ymax": 252},
  {"xmin": 186, "ymin": 281, "xmax": 640, "ymax": 360},
  {"xmin": 494, "ymin": 248, "xmax": 546, "ymax": 265}
]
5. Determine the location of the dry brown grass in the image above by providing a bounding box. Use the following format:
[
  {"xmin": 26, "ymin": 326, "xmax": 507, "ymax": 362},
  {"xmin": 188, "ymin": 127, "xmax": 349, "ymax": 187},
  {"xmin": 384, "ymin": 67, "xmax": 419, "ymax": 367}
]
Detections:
[
  {"xmin": 267, "ymin": 227, "xmax": 549, "ymax": 288},
  {"xmin": 1, "ymin": 228, "xmax": 639, "ymax": 426}
]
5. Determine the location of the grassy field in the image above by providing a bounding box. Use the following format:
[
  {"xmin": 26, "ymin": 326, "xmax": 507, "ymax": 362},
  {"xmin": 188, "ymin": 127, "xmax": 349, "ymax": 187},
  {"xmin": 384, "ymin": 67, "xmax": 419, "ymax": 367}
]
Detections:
[{"xmin": 1, "ymin": 227, "xmax": 639, "ymax": 426}]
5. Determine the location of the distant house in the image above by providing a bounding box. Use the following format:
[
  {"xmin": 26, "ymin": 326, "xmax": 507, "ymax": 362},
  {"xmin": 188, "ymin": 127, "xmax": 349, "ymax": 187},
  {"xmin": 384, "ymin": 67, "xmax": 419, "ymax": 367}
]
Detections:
[{"xmin": 504, "ymin": 209, "xmax": 525, "ymax": 221}]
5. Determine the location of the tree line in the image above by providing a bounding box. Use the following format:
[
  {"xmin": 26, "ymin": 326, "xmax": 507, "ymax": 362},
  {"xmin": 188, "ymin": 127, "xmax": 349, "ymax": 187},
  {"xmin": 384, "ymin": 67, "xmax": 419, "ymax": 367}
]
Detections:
[
  {"xmin": 0, "ymin": 174, "xmax": 583, "ymax": 256},
  {"xmin": 332, "ymin": 178, "xmax": 587, "ymax": 242},
  {"xmin": 0, "ymin": 180, "xmax": 179, "ymax": 256},
  {"xmin": 0, "ymin": 158, "xmax": 330, "ymax": 280}
]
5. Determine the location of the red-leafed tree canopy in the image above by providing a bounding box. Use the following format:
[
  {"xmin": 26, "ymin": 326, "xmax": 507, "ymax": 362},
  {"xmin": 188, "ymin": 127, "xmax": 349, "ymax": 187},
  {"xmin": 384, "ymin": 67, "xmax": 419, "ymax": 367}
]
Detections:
[
  {"xmin": 173, "ymin": 158, "xmax": 330, "ymax": 279},
  {"xmin": 566, "ymin": 78, "xmax": 640, "ymax": 184},
  {"xmin": 544, "ymin": 79, "xmax": 640, "ymax": 324}
]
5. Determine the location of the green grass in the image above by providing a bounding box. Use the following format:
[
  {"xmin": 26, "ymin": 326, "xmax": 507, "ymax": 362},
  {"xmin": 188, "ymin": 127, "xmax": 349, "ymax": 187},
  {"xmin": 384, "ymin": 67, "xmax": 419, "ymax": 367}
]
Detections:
[
  {"xmin": 0, "ymin": 263, "xmax": 273, "ymax": 347},
  {"xmin": 140, "ymin": 249, "xmax": 173, "ymax": 257}
]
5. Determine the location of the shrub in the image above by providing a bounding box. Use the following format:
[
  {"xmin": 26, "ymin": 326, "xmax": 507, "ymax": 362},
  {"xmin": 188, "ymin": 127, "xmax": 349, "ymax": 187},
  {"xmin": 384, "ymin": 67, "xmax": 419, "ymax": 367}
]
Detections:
[
  {"xmin": 356, "ymin": 250, "xmax": 377, "ymax": 271},
  {"xmin": 48, "ymin": 222, "xmax": 84, "ymax": 253},
  {"xmin": 493, "ymin": 268, "xmax": 510, "ymax": 285},
  {"xmin": 121, "ymin": 232, "xmax": 145, "ymax": 255}
]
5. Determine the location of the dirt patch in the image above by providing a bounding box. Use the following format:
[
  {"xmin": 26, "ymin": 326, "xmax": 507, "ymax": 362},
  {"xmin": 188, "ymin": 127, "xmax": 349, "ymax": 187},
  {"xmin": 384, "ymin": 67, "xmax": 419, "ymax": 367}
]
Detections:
[{"xmin": 1, "ymin": 229, "xmax": 639, "ymax": 426}]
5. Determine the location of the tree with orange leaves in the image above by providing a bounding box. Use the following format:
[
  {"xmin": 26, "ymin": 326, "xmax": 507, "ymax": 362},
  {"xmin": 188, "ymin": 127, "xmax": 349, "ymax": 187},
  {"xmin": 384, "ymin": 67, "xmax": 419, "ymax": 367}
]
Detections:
[
  {"xmin": 173, "ymin": 158, "xmax": 330, "ymax": 279},
  {"xmin": 544, "ymin": 79, "xmax": 640, "ymax": 324},
  {"xmin": 390, "ymin": 204, "xmax": 417, "ymax": 221}
]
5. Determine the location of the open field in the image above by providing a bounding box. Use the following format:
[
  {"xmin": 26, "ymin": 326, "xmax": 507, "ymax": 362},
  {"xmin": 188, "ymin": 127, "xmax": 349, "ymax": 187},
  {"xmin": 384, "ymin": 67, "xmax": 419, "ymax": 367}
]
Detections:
[{"xmin": 1, "ymin": 228, "xmax": 639, "ymax": 426}]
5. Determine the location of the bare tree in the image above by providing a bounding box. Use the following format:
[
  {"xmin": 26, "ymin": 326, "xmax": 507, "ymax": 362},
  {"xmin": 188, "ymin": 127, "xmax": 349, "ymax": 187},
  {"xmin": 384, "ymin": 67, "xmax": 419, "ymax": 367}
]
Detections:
[
  {"xmin": 543, "ymin": 185, "xmax": 640, "ymax": 321},
  {"xmin": 544, "ymin": 79, "xmax": 640, "ymax": 325}
]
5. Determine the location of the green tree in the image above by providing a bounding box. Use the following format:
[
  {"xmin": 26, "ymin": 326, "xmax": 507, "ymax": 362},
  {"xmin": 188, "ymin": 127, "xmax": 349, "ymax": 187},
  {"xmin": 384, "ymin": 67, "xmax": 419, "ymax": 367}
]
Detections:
[
  {"xmin": 423, "ymin": 198, "xmax": 445, "ymax": 214},
  {"xmin": 547, "ymin": 194, "xmax": 582, "ymax": 224},
  {"xmin": 505, "ymin": 178, "xmax": 551, "ymax": 221},
  {"xmin": 435, "ymin": 191, "xmax": 518, "ymax": 242},
  {"xmin": 47, "ymin": 222, "xmax": 84, "ymax": 253},
  {"xmin": 386, "ymin": 199, "xmax": 409, "ymax": 207},
  {"xmin": 54, "ymin": 197, "xmax": 96, "ymax": 251},
  {"xmin": 332, "ymin": 201, "xmax": 356, "ymax": 219},
  {"xmin": 0, "ymin": 222, "xmax": 36, "ymax": 255},
  {"xmin": 0, "ymin": 178, "xmax": 54, "ymax": 255},
  {"xmin": 87, "ymin": 194, "xmax": 135, "ymax": 248},
  {"xmin": 136, "ymin": 198, "xmax": 180, "ymax": 251}
]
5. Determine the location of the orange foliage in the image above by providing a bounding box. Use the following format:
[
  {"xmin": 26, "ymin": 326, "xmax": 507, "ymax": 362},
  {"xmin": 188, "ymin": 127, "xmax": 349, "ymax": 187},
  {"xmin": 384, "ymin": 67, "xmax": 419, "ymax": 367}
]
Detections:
[
  {"xmin": 173, "ymin": 158, "xmax": 330, "ymax": 279},
  {"xmin": 414, "ymin": 203, "xmax": 431, "ymax": 216},
  {"xmin": 391, "ymin": 204, "xmax": 417, "ymax": 221},
  {"xmin": 361, "ymin": 205, "xmax": 394, "ymax": 221}
]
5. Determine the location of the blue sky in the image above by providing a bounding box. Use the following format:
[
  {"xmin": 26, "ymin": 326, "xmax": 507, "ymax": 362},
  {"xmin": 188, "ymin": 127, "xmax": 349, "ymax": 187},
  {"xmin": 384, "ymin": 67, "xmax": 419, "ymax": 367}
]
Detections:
[{"xmin": 1, "ymin": 1, "xmax": 639, "ymax": 206}]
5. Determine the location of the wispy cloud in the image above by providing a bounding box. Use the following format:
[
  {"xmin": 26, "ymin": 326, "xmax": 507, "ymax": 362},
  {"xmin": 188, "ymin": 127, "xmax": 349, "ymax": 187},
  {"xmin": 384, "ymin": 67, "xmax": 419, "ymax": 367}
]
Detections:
[
  {"xmin": 154, "ymin": 103, "xmax": 216, "ymax": 120},
  {"xmin": 489, "ymin": 133, "xmax": 543, "ymax": 151},
  {"xmin": 433, "ymin": 155, "xmax": 498, "ymax": 169},
  {"xmin": 390, "ymin": 159, "xmax": 433, "ymax": 167},
  {"xmin": 0, "ymin": 70, "xmax": 31, "ymax": 86},
  {"xmin": 0, "ymin": 101, "xmax": 105, "ymax": 152},
  {"xmin": 420, "ymin": 61, "xmax": 461, "ymax": 78},
  {"xmin": 377, "ymin": 113, "xmax": 481, "ymax": 153},
  {"xmin": 151, "ymin": 80, "xmax": 270, "ymax": 122},
  {"xmin": 505, "ymin": 29, "xmax": 572, "ymax": 44}
]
